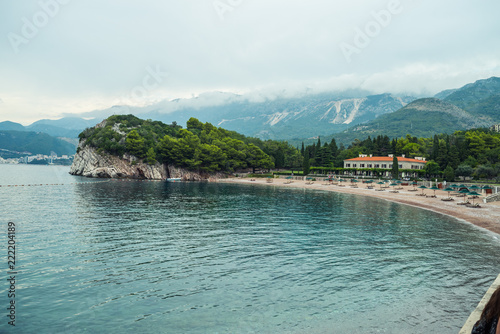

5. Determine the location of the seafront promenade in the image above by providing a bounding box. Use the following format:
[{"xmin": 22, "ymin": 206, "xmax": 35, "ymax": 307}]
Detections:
[{"xmin": 221, "ymin": 177, "xmax": 500, "ymax": 236}]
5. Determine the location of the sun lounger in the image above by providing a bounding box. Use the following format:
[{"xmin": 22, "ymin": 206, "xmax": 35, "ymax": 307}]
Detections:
[
  {"xmin": 457, "ymin": 201, "xmax": 470, "ymax": 205},
  {"xmin": 441, "ymin": 197, "xmax": 454, "ymax": 201},
  {"xmin": 389, "ymin": 190, "xmax": 399, "ymax": 193}
]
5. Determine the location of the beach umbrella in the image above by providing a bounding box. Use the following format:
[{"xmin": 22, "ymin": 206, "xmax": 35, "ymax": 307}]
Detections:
[
  {"xmin": 429, "ymin": 185, "xmax": 439, "ymax": 197},
  {"xmin": 443, "ymin": 187, "xmax": 455, "ymax": 197},
  {"xmin": 458, "ymin": 189, "xmax": 470, "ymax": 203},
  {"xmin": 418, "ymin": 185, "xmax": 427, "ymax": 195},
  {"xmin": 468, "ymin": 191, "xmax": 481, "ymax": 206},
  {"xmin": 469, "ymin": 185, "xmax": 480, "ymax": 191},
  {"xmin": 377, "ymin": 181, "xmax": 385, "ymax": 189}
]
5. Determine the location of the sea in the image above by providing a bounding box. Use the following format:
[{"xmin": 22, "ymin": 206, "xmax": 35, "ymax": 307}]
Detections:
[{"xmin": 1, "ymin": 164, "xmax": 499, "ymax": 333}]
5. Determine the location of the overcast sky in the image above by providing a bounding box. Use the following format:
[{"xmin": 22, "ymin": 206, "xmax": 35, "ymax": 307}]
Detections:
[{"xmin": 1, "ymin": 0, "xmax": 500, "ymax": 124}]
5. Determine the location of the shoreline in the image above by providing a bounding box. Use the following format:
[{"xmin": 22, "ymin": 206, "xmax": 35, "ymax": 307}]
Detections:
[{"xmin": 220, "ymin": 177, "xmax": 500, "ymax": 236}]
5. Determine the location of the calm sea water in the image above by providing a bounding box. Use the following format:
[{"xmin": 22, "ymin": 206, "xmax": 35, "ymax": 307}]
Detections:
[{"xmin": 1, "ymin": 164, "xmax": 499, "ymax": 333}]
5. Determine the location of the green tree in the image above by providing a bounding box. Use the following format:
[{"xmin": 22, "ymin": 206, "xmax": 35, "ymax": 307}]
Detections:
[
  {"xmin": 125, "ymin": 130, "xmax": 146, "ymax": 158},
  {"xmin": 424, "ymin": 160, "xmax": 440, "ymax": 178},
  {"xmin": 303, "ymin": 156, "xmax": 310, "ymax": 175},
  {"xmin": 443, "ymin": 165, "xmax": 455, "ymax": 182},
  {"xmin": 245, "ymin": 144, "xmax": 273, "ymax": 173},
  {"xmin": 474, "ymin": 165, "xmax": 496, "ymax": 179},
  {"xmin": 455, "ymin": 164, "xmax": 473, "ymax": 179},
  {"xmin": 391, "ymin": 155, "xmax": 399, "ymax": 179},
  {"xmin": 145, "ymin": 147, "xmax": 157, "ymax": 165}
]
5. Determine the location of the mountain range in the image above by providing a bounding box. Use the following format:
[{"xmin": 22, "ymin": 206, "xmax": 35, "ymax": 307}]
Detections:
[
  {"xmin": 1, "ymin": 76, "xmax": 499, "ymax": 155},
  {"xmin": 327, "ymin": 76, "xmax": 500, "ymax": 144}
]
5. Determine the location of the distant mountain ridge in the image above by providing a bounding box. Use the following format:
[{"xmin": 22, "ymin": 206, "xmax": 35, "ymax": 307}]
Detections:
[
  {"xmin": 0, "ymin": 117, "xmax": 99, "ymax": 158},
  {"xmin": 0, "ymin": 131, "xmax": 76, "ymax": 157},
  {"xmin": 2, "ymin": 76, "xmax": 499, "ymax": 150},
  {"xmin": 442, "ymin": 76, "xmax": 500, "ymax": 121},
  {"xmin": 86, "ymin": 92, "xmax": 415, "ymax": 140},
  {"xmin": 329, "ymin": 98, "xmax": 491, "ymax": 144},
  {"xmin": 323, "ymin": 77, "xmax": 500, "ymax": 145}
]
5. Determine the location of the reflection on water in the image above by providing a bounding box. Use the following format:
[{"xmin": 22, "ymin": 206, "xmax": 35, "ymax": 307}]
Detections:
[{"xmin": 0, "ymin": 164, "xmax": 499, "ymax": 333}]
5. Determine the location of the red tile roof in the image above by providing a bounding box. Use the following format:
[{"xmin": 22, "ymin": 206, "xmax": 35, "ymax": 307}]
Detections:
[{"xmin": 344, "ymin": 156, "xmax": 427, "ymax": 163}]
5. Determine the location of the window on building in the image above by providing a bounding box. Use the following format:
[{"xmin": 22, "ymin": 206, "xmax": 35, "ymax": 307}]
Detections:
[
  {"xmin": 360, "ymin": 164, "xmax": 365, "ymax": 168},
  {"xmin": 389, "ymin": 164, "xmax": 392, "ymax": 168},
  {"xmin": 353, "ymin": 164, "xmax": 357, "ymax": 168},
  {"xmin": 375, "ymin": 164, "xmax": 379, "ymax": 168},
  {"xmin": 346, "ymin": 163, "xmax": 350, "ymax": 167},
  {"xmin": 368, "ymin": 164, "xmax": 372, "ymax": 168},
  {"xmin": 399, "ymin": 164, "xmax": 403, "ymax": 168},
  {"xmin": 382, "ymin": 164, "xmax": 387, "ymax": 168}
]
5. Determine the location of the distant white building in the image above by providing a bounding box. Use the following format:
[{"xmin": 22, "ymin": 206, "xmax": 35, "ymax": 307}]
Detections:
[
  {"xmin": 343, "ymin": 154, "xmax": 427, "ymax": 177},
  {"xmin": 491, "ymin": 124, "xmax": 500, "ymax": 132}
]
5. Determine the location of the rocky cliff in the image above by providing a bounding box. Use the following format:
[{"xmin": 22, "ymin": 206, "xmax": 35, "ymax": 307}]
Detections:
[{"xmin": 70, "ymin": 144, "xmax": 222, "ymax": 181}]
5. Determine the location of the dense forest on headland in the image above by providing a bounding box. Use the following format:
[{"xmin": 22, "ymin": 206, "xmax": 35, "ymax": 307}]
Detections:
[
  {"xmin": 78, "ymin": 114, "xmax": 500, "ymax": 180},
  {"xmin": 78, "ymin": 114, "xmax": 301, "ymax": 173}
]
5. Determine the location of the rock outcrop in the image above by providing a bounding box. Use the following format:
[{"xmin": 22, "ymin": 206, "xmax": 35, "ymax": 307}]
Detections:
[{"xmin": 70, "ymin": 144, "xmax": 222, "ymax": 181}]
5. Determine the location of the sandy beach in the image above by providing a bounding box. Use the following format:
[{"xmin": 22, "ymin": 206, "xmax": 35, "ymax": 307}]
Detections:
[{"xmin": 221, "ymin": 177, "xmax": 500, "ymax": 236}]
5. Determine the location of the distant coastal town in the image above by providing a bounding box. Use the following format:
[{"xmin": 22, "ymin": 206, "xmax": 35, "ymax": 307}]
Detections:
[{"xmin": 0, "ymin": 149, "xmax": 74, "ymax": 165}]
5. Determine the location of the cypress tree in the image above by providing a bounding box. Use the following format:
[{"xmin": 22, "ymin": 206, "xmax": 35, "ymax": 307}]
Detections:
[
  {"xmin": 391, "ymin": 155, "xmax": 399, "ymax": 179},
  {"xmin": 303, "ymin": 148, "xmax": 310, "ymax": 175}
]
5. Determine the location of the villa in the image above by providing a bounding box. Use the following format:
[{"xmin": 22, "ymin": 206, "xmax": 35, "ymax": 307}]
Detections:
[{"xmin": 343, "ymin": 154, "xmax": 427, "ymax": 177}]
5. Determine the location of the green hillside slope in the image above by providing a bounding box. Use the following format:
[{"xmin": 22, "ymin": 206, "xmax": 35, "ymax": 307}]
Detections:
[
  {"xmin": 330, "ymin": 98, "xmax": 490, "ymax": 144},
  {"xmin": 0, "ymin": 131, "xmax": 76, "ymax": 156}
]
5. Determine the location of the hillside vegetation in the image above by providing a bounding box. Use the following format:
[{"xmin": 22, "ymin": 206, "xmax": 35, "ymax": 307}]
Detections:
[
  {"xmin": 0, "ymin": 131, "xmax": 76, "ymax": 156},
  {"xmin": 78, "ymin": 115, "xmax": 302, "ymax": 172},
  {"xmin": 329, "ymin": 98, "xmax": 491, "ymax": 145},
  {"xmin": 300, "ymin": 128, "xmax": 500, "ymax": 180}
]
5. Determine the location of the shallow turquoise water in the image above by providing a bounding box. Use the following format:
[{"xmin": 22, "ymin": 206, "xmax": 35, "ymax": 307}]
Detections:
[{"xmin": 1, "ymin": 164, "xmax": 499, "ymax": 333}]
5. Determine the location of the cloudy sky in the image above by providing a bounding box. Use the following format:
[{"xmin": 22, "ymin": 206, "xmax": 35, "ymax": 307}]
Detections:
[{"xmin": 1, "ymin": 0, "xmax": 500, "ymax": 124}]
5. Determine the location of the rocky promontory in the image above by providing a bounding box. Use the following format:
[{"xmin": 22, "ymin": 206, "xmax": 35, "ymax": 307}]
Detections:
[
  {"xmin": 70, "ymin": 144, "xmax": 223, "ymax": 181},
  {"xmin": 69, "ymin": 114, "xmax": 274, "ymax": 181}
]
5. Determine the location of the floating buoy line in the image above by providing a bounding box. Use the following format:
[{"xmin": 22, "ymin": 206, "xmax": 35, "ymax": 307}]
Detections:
[{"xmin": 0, "ymin": 178, "xmax": 166, "ymax": 188}]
